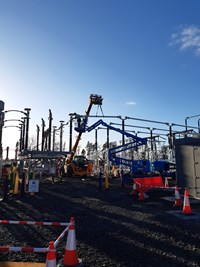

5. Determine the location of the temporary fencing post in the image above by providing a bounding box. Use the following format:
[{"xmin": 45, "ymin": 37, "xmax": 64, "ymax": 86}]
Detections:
[
  {"xmin": 139, "ymin": 186, "xmax": 145, "ymax": 201},
  {"xmin": 164, "ymin": 177, "xmax": 169, "ymax": 188},
  {"xmin": 105, "ymin": 174, "xmax": 109, "ymax": 190},
  {"xmin": 98, "ymin": 170, "xmax": 102, "ymax": 190},
  {"xmin": 121, "ymin": 168, "xmax": 124, "ymax": 188},
  {"xmin": 13, "ymin": 171, "xmax": 19, "ymax": 194},
  {"xmin": 3, "ymin": 174, "xmax": 9, "ymax": 200},
  {"xmin": 9, "ymin": 170, "xmax": 15, "ymax": 194},
  {"xmin": 87, "ymin": 161, "xmax": 93, "ymax": 177},
  {"xmin": 174, "ymin": 185, "xmax": 182, "ymax": 207},
  {"xmin": 182, "ymin": 188, "xmax": 192, "ymax": 215},
  {"xmin": 132, "ymin": 182, "xmax": 138, "ymax": 196},
  {"xmin": 57, "ymin": 217, "xmax": 83, "ymax": 267},
  {"xmin": 20, "ymin": 171, "xmax": 26, "ymax": 197},
  {"xmin": 46, "ymin": 241, "xmax": 57, "ymax": 267}
]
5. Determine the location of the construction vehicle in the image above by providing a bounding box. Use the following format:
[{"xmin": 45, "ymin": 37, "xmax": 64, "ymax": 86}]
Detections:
[
  {"xmin": 67, "ymin": 155, "xmax": 91, "ymax": 177},
  {"xmin": 86, "ymin": 119, "xmax": 175, "ymax": 178},
  {"xmin": 66, "ymin": 94, "xmax": 103, "ymax": 177},
  {"xmin": 67, "ymin": 98, "xmax": 175, "ymax": 178}
]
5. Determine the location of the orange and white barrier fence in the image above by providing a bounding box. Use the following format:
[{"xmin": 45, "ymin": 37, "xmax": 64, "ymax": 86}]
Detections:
[
  {"xmin": 54, "ymin": 225, "xmax": 70, "ymax": 248},
  {"xmin": 57, "ymin": 217, "xmax": 83, "ymax": 267},
  {"xmin": 133, "ymin": 181, "xmax": 198, "ymax": 193},
  {"xmin": 132, "ymin": 176, "xmax": 198, "ymax": 194},
  {"xmin": 0, "ymin": 217, "xmax": 83, "ymax": 266},
  {"xmin": 0, "ymin": 246, "xmax": 47, "ymax": 253},
  {"xmin": 0, "ymin": 220, "xmax": 69, "ymax": 226}
]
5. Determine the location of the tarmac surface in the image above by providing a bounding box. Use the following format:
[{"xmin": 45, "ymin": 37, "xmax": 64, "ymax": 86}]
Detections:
[{"xmin": 0, "ymin": 175, "xmax": 200, "ymax": 267}]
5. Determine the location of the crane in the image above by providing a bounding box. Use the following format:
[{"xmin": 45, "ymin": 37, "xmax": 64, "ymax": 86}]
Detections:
[{"xmin": 66, "ymin": 94, "xmax": 103, "ymax": 177}]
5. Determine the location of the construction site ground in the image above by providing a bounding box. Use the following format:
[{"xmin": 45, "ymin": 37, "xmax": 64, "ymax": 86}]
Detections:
[{"xmin": 0, "ymin": 176, "xmax": 200, "ymax": 267}]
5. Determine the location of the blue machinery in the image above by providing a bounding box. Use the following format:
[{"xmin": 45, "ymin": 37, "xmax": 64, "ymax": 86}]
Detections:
[
  {"xmin": 75, "ymin": 118, "xmax": 175, "ymax": 176},
  {"xmin": 76, "ymin": 119, "xmax": 151, "ymax": 173},
  {"xmin": 88, "ymin": 120, "xmax": 155, "ymax": 173}
]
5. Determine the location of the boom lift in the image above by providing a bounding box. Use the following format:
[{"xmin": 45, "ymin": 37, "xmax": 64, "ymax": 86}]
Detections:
[
  {"xmin": 67, "ymin": 102, "xmax": 174, "ymax": 178},
  {"xmin": 67, "ymin": 94, "xmax": 103, "ymax": 177},
  {"xmin": 86, "ymin": 120, "xmax": 175, "ymax": 177},
  {"xmin": 86, "ymin": 119, "xmax": 149, "ymax": 173}
]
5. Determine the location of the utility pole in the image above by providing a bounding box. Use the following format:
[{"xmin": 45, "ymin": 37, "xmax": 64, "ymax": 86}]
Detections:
[
  {"xmin": 0, "ymin": 100, "xmax": 5, "ymax": 179},
  {"xmin": 48, "ymin": 109, "xmax": 53, "ymax": 151},
  {"xmin": 24, "ymin": 108, "xmax": 31, "ymax": 150},
  {"xmin": 69, "ymin": 115, "xmax": 73, "ymax": 152},
  {"xmin": 41, "ymin": 118, "xmax": 45, "ymax": 151},
  {"xmin": 59, "ymin": 121, "xmax": 64, "ymax": 151},
  {"xmin": 36, "ymin": 125, "xmax": 40, "ymax": 151},
  {"xmin": 52, "ymin": 126, "xmax": 57, "ymax": 151}
]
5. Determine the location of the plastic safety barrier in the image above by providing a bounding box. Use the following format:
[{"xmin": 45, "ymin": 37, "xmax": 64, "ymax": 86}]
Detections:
[{"xmin": 133, "ymin": 176, "xmax": 165, "ymax": 192}]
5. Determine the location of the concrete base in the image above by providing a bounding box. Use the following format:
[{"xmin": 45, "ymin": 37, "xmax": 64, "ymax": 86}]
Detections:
[
  {"xmin": 166, "ymin": 210, "xmax": 200, "ymax": 220},
  {"xmin": 0, "ymin": 263, "xmax": 46, "ymax": 267}
]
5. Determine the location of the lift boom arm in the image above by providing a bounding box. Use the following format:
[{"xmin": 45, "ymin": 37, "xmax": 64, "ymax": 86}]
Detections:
[
  {"xmin": 87, "ymin": 119, "xmax": 147, "ymax": 144},
  {"xmin": 86, "ymin": 119, "xmax": 148, "ymax": 171}
]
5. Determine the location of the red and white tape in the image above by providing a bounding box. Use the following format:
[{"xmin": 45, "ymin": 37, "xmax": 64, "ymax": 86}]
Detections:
[
  {"xmin": 0, "ymin": 246, "xmax": 47, "ymax": 253},
  {"xmin": 54, "ymin": 225, "xmax": 69, "ymax": 248},
  {"xmin": 0, "ymin": 220, "xmax": 69, "ymax": 226}
]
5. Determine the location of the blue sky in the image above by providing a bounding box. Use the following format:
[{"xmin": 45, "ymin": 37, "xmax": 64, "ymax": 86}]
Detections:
[{"xmin": 1, "ymin": 0, "xmax": 200, "ymax": 158}]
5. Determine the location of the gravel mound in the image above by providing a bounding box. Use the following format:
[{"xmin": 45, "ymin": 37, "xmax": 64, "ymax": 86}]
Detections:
[{"xmin": 0, "ymin": 176, "xmax": 200, "ymax": 267}]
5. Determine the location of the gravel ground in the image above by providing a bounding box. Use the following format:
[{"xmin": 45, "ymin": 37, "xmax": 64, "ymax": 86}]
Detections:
[{"xmin": 0, "ymin": 176, "xmax": 200, "ymax": 267}]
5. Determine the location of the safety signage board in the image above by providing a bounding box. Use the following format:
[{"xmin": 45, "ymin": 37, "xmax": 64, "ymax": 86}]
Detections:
[{"xmin": 28, "ymin": 179, "xmax": 40, "ymax": 193}]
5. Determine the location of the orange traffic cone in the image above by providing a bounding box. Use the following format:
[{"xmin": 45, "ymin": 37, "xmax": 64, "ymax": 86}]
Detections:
[
  {"xmin": 59, "ymin": 217, "xmax": 83, "ymax": 267},
  {"xmin": 165, "ymin": 178, "xmax": 169, "ymax": 188},
  {"xmin": 174, "ymin": 185, "xmax": 182, "ymax": 206},
  {"xmin": 46, "ymin": 241, "xmax": 57, "ymax": 267},
  {"xmin": 132, "ymin": 182, "xmax": 138, "ymax": 196},
  {"xmin": 139, "ymin": 186, "xmax": 145, "ymax": 201},
  {"xmin": 182, "ymin": 189, "xmax": 192, "ymax": 215}
]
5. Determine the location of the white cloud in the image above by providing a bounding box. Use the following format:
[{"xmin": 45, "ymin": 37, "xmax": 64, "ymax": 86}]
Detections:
[
  {"xmin": 170, "ymin": 25, "xmax": 200, "ymax": 56},
  {"xmin": 125, "ymin": 101, "xmax": 136, "ymax": 106}
]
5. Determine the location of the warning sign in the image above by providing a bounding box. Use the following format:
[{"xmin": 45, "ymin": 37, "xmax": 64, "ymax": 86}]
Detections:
[{"xmin": 28, "ymin": 179, "xmax": 40, "ymax": 193}]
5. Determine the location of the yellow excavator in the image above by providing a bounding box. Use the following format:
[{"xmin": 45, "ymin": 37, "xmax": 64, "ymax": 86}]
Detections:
[{"xmin": 66, "ymin": 94, "xmax": 103, "ymax": 177}]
